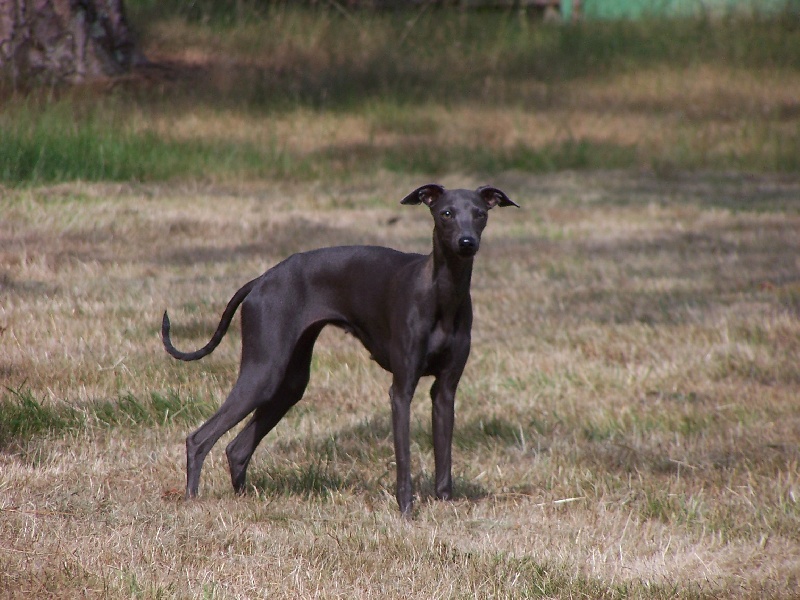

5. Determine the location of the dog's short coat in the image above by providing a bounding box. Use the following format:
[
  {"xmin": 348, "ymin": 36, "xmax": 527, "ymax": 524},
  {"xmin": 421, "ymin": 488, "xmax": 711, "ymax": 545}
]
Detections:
[{"xmin": 162, "ymin": 184, "xmax": 517, "ymax": 514}]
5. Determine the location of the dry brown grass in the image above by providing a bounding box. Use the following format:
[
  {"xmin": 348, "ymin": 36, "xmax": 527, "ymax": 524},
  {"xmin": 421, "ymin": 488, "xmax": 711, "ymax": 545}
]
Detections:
[{"xmin": 2, "ymin": 171, "xmax": 799, "ymax": 598}]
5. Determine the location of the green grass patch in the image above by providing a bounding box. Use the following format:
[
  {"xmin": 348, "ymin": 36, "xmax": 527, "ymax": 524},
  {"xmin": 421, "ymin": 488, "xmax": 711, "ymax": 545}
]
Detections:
[
  {"xmin": 0, "ymin": 99, "xmax": 641, "ymax": 185},
  {"xmin": 0, "ymin": 102, "xmax": 316, "ymax": 184},
  {"xmin": 0, "ymin": 384, "xmax": 79, "ymax": 443},
  {"xmin": 0, "ymin": 385, "xmax": 214, "ymax": 447}
]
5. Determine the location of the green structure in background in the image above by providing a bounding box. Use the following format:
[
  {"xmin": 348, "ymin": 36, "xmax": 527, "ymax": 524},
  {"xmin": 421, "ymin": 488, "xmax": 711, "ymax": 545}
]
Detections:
[{"xmin": 560, "ymin": 0, "xmax": 797, "ymax": 19}]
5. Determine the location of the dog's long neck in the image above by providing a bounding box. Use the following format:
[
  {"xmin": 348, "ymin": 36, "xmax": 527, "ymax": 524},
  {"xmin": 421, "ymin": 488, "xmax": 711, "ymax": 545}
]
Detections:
[{"xmin": 430, "ymin": 234, "xmax": 474, "ymax": 312}]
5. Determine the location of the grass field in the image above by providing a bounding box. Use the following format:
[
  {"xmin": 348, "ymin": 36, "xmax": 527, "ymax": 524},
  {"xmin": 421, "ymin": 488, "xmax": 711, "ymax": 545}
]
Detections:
[
  {"xmin": 2, "ymin": 4, "xmax": 800, "ymax": 599},
  {"xmin": 2, "ymin": 6, "xmax": 800, "ymax": 183}
]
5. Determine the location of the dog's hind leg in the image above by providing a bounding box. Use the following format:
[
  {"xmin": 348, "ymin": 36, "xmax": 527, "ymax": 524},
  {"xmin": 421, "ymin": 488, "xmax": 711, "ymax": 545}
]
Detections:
[
  {"xmin": 225, "ymin": 331, "xmax": 317, "ymax": 494},
  {"xmin": 184, "ymin": 364, "xmax": 287, "ymax": 499},
  {"xmin": 225, "ymin": 403, "xmax": 294, "ymax": 495}
]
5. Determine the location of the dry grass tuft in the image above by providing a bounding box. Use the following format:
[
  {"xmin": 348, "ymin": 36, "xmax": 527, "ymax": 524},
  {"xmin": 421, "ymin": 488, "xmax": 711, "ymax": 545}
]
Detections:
[{"xmin": 2, "ymin": 172, "xmax": 799, "ymax": 597}]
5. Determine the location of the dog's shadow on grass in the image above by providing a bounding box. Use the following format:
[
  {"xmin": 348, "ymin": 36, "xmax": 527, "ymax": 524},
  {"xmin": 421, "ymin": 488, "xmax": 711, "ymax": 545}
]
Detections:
[
  {"xmin": 244, "ymin": 413, "xmax": 518, "ymax": 505},
  {"xmin": 246, "ymin": 467, "xmax": 491, "ymax": 506},
  {"xmin": 415, "ymin": 475, "xmax": 491, "ymax": 504}
]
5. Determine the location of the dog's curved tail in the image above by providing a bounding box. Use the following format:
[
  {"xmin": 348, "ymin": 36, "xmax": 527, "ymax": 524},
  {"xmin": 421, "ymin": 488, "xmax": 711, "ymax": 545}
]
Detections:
[{"xmin": 162, "ymin": 277, "xmax": 260, "ymax": 361}]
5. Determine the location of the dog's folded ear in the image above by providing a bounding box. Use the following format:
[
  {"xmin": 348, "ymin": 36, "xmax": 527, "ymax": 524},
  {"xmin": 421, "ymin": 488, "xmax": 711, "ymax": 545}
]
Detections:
[
  {"xmin": 477, "ymin": 186, "xmax": 518, "ymax": 208},
  {"xmin": 401, "ymin": 184, "xmax": 446, "ymax": 207}
]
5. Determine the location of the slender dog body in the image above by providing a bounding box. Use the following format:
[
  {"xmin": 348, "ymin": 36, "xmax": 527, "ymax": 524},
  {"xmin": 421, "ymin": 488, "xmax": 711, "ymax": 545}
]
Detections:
[{"xmin": 162, "ymin": 184, "xmax": 517, "ymax": 514}]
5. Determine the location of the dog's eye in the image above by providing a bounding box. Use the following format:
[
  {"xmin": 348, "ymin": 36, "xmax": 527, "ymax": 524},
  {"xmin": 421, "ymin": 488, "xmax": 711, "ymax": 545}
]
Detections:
[
  {"xmin": 441, "ymin": 210, "xmax": 453, "ymax": 219},
  {"xmin": 475, "ymin": 210, "xmax": 487, "ymax": 220}
]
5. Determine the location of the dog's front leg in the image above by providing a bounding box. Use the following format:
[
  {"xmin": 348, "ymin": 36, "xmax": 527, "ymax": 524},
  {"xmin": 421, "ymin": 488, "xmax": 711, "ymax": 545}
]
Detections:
[
  {"xmin": 430, "ymin": 378, "xmax": 456, "ymax": 501},
  {"xmin": 389, "ymin": 378, "xmax": 418, "ymax": 516}
]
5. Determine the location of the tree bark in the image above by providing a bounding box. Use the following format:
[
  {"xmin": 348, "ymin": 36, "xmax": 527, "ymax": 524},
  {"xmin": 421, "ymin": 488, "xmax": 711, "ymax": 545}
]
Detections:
[{"xmin": 0, "ymin": 0, "xmax": 144, "ymax": 87}]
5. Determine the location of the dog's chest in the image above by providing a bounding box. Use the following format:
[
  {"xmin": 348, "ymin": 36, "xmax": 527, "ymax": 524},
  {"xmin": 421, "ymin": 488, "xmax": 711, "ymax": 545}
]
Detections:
[{"xmin": 426, "ymin": 319, "xmax": 455, "ymax": 361}]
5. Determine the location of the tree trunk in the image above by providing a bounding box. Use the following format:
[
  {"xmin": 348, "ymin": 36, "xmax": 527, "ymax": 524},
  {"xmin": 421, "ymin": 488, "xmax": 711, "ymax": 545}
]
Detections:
[{"xmin": 0, "ymin": 0, "xmax": 144, "ymax": 87}]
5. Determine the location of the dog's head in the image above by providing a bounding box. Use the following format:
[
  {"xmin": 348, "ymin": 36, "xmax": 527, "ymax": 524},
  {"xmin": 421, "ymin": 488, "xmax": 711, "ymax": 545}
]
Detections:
[{"xmin": 401, "ymin": 184, "xmax": 518, "ymax": 257}]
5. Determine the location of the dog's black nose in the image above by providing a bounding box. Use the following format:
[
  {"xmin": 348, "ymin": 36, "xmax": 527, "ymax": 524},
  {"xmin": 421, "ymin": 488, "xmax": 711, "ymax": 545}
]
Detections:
[{"xmin": 458, "ymin": 236, "xmax": 478, "ymax": 253}]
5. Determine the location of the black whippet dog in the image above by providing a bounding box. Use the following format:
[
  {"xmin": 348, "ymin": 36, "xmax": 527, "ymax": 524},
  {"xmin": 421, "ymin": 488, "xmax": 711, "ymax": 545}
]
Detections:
[{"xmin": 162, "ymin": 184, "xmax": 517, "ymax": 515}]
